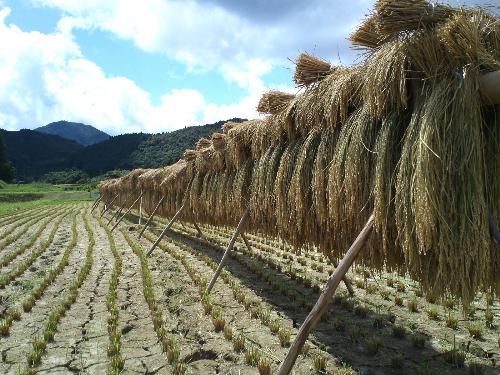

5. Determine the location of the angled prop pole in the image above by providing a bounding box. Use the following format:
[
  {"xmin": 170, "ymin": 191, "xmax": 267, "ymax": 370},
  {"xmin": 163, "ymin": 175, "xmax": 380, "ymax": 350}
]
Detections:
[
  {"xmin": 138, "ymin": 195, "xmax": 165, "ymax": 239},
  {"xmin": 138, "ymin": 190, "xmax": 144, "ymax": 225},
  {"xmin": 90, "ymin": 196, "xmax": 102, "ymax": 213},
  {"xmin": 206, "ymin": 207, "xmax": 250, "ymax": 294},
  {"xmin": 108, "ymin": 203, "xmax": 124, "ymax": 225},
  {"xmin": 241, "ymin": 232, "xmax": 252, "ymax": 252},
  {"xmin": 100, "ymin": 194, "xmax": 118, "ymax": 218},
  {"xmin": 111, "ymin": 191, "xmax": 145, "ymax": 232},
  {"xmin": 332, "ymin": 258, "xmax": 355, "ymax": 296},
  {"xmin": 276, "ymin": 214, "xmax": 374, "ymax": 375},
  {"xmin": 193, "ymin": 222, "xmax": 203, "ymax": 237},
  {"xmin": 147, "ymin": 203, "xmax": 185, "ymax": 256}
]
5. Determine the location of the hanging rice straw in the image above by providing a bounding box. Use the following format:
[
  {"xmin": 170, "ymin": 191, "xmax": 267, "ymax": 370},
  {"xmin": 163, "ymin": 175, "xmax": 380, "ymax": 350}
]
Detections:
[
  {"xmin": 257, "ymin": 91, "xmax": 295, "ymax": 115},
  {"xmin": 375, "ymin": 0, "xmax": 454, "ymax": 36},
  {"xmin": 294, "ymin": 53, "xmax": 333, "ymax": 87}
]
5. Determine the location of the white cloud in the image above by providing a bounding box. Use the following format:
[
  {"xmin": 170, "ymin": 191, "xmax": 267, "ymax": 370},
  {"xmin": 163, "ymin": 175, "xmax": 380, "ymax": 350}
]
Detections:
[
  {"xmin": 0, "ymin": 6, "xmax": 268, "ymax": 134},
  {"xmin": 34, "ymin": 0, "xmax": 370, "ymax": 70}
]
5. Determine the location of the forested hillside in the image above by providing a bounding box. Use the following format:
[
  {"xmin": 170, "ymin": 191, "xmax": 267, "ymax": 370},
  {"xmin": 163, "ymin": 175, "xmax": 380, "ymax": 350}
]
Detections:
[
  {"xmin": 2, "ymin": 118, "xmax": 245, "ymax": 180},
  {"xmin": 130, "ymin": 118, "xmax": 243, "ymax": 168},
  {"xmin": 1, "ymin": 129, "xmax": 83, "ymax": 179}
]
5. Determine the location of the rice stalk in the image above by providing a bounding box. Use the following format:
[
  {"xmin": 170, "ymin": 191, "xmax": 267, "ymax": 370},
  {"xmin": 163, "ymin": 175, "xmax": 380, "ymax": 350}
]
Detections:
[{"xmin": 294, "ymin": 53, "xmax": 333, "ymax": 87}]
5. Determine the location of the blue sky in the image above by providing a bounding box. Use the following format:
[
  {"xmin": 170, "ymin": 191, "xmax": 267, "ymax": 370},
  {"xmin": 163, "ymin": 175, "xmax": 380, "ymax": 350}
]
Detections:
[{"xmin": 0, "ymin": 0, "xmax": 492, "ymax": 135}]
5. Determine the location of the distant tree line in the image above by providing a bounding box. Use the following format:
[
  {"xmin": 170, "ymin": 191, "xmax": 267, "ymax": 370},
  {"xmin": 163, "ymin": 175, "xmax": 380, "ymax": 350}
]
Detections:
[{"xmin": 0, "ymin": 132, "xmax": 15, "ymax": 182}]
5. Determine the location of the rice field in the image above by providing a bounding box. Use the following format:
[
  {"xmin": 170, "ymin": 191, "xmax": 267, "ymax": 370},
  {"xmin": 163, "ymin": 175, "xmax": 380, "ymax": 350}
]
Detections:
[{"xmin": 0, "ymin": 201, "xmax": 498, "ymax": 374}]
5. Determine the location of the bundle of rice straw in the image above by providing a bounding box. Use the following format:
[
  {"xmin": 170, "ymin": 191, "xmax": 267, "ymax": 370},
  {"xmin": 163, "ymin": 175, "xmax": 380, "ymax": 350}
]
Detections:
[
  {"xmin": 437, "ymin": 9, "xmax": 500, "ymax": 71},
  {"xmin": 349, "ymin": 15, "xmax": 388, "ymax": 49},
  {"xmin": 211, "ymin": 132, "xmax": 226, "ymax": 152},
  {"xmin": 222, "ymin": 121, "xmax": 239, "ymax": 134},
  {"xmin": 184, "ymin": 149, "xmax": 198, "ymax": 161},
  {"xmin": 375, "ymin": 0, "xmax": 454, "ymax": 37},
  {"xmin": 257, "ymin": 91, "xmax": 295, "ymax": 115},
  {"xmin": 196, "ymin": 137, "xmax": 212, "ymax": 150},
  {"xmin": 363, "ymin": 39, "xmax": 409, "ymax": 118},
  {"xmin": 294, "ymin": 53, "xmax": 333, "ymax": 87}
]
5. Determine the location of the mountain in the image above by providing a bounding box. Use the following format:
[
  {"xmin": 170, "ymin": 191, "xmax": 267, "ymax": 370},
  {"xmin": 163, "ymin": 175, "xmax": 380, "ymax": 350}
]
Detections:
[
  {"xmin": 2, "ymin": 118, "xmax": 246, "ymax": 180},
  {"xmin": 65, "ymin": 133, "xmax": 151, "ymax": 176},
  {"xmin": 129, "ymin": 118, "xmax": 243, "ymax": 168},
  {"xmin": 66, "ymin": 118, "xmax": 245, "ymax": 175},
  {"xmin": 1, "ymin": 129, "xmax": 83, "ymax": 179},
  {"xmin": 35, "ymin": 121, "xmax": 110, "ymax": 146}
]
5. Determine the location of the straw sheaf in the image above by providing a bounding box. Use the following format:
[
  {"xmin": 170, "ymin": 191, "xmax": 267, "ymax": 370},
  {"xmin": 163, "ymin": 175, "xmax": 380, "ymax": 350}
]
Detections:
[
  {"xmin": 183, "ymin": 149, "xmax": 198, "ymax": 162},
  {"xmin": 222, "ymin": 121, "xmax": 240, "ymax": 134},
  {"xmin": 375, "ymin": 0, "xmax": 454, "ymax": 37},
  {"xmin": 349, "ymin": 15, "xmax": 390, "ymax": 49},
  {"xmin": 437, "ymin": 8, "xmax": 500, "ymax": 71},
  {"xmin": 225, "ymin": 120, "xmax": 261, "ymax": 167},
  {"xmin": 196, "ymin": 137, "xmax": 212, "ymax": 150},
  {"xmin": 211, "ymin": 132, "xmax": 227, "ymax": 152},
  {"xmin": 294, "ymin": 53, "xmax": 333, "ymax": 87},
  {"xmin": 257, "ymin": 91, "xmax": 295, "ymax": 115}
]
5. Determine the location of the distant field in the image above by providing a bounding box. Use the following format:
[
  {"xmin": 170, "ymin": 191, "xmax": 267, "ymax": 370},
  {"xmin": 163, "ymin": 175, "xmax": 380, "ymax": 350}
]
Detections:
[
  {"xmin": 0, "ymin": 183, "xmax": 95, "ymax": 215},
  {"xmin": 0, "ymin": 200, "xmax": 497, "ymax": 374}
]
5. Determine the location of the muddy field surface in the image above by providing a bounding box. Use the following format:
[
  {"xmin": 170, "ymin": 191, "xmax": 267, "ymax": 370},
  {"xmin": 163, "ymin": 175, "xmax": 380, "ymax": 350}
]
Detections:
[{"xmin": 0, "ymin": 202, "xmax": 498, "ymax": 375}]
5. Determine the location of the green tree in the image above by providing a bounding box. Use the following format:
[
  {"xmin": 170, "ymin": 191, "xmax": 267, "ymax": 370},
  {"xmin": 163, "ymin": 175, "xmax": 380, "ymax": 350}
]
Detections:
[{"xmin": 0, "ymin": 132, "xmax": 15, "ymax": 182}]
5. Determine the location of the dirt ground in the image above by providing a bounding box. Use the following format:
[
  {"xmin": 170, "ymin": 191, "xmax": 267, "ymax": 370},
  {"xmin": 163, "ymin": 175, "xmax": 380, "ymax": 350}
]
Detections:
[{"xmin": 0, "ymin": 202, "xmax": 498, "ymax": 374}]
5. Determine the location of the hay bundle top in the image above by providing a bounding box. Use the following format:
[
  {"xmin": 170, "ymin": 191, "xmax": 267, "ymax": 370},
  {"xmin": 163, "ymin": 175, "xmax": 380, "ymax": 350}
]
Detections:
[{"xmin": 101, "ymin": 0, "xmax": 499, "ymax": 304}]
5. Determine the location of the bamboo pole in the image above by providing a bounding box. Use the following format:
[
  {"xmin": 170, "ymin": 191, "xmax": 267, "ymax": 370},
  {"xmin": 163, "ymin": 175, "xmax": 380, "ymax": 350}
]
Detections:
[
  {"xmin": 111, "ymin": 192, "xmax": 145, "ymax": 232},
  {"xmin": 147, "ymin": 203, "xmax": 185, "ymax": 256},
  {"xmin": 90, "ymin": 195, "xmax": 102, "ymax": 213},
  {"xmin": 241, "ymin": 232, "xmax": 252, "ymax": 252},
  {"xmin": 108, "ymin": 204, "xmax": 124, "ymax": 225},
  {"xmin": 138, "ymin": 190, "xmax": 143, "ymax": 225},
  {"xmin": 206, "ymin": 208, "xmax": 250, "ymax": 294},
  {"xmin": 193, "ymin": 222, "xmax": 203, "ymax": 237},
  {"xmin": 276, "ymin": 214, "xmax": 374, "ymax": 375},
  {"xmin": 100, "ymin": 194, "xmax": 118, "ymax": 218},
  {"xmin": 138, "ymin": 195, "xmax": 165, "ymax": 239},
  {"xmin": 332, "ymin": 259, "xmax": 355, "ymax": 296}
]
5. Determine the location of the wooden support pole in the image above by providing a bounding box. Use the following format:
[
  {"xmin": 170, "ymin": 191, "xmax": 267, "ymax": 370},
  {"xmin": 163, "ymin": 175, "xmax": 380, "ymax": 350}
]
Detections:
[
  {"xmin": 90, "ymin": 196, "xmax": 102, "ymax": 213},
  {"xmin": 241, "ymin": 232, "xmax": 252, "ymax": 252},
  {"xmin": 206, "ymin": 207, "xmax": 250, "ymax": 294},
  {"xmin": 111, "ymin": 192, "xmax": 144, "ymax": 232},
  {"xmin": 108, "ymin": 204, "xmax": 124, "ymax": 225},
  {"xmin": 276, "ymin": 214, "xmax": 374, "ymax": 375},
  {"xmin": 138, "ymin": 195, "xmax": 165, "ymax": 239},
  {"xmin": 138, "ymin": 190, "xmax": 143, "ymax": 225},
  {"xmin": 332, "ymin": 259, "xmax": 355, "ymax": 296},
  {"xmin": 147, "ymin": 203, "xmax": 185, "ymax": 256},
  {"xmin": 193, "ymin": 222, "xmax": 203, "ymax": 237},
  {"xmin": 100, "ymin": 194, "xmax": 118, "ymax": 218}
]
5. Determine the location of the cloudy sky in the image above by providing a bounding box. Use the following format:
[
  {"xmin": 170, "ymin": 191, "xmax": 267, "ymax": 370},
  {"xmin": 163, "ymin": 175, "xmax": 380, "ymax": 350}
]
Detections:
[{"xmin": 0, "ymin": 0, "xmax": 492, "ymax": 135}]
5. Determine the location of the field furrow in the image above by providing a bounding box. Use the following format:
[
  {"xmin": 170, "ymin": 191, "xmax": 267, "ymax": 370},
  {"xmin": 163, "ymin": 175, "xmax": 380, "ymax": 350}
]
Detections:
[
  {"xmin": 0, "ymin": 207, "xmax": 72, "ymax": 269},
  {"xmin": 107, "ymin": 225, "xmax": 168, "ymax": 374},
  {"xmin": 0, "ymin": 210, "xmax": 88, "ymax": 373},
  {"xmin": 35, "ymin": 213, "xmax": 113, "ymax": 374},
  {"xmin": 0, "ymin": 207, "xmax": 61, "ymax": 254},
  {"xmin": 0, "ymin": 206, "xmax": 77, "ymax": 291}
]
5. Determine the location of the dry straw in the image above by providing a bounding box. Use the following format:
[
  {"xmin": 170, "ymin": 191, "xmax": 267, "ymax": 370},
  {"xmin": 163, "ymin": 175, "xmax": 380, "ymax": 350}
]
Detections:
[
  {"xmin": 375, "ymin": 0, "xmax": 454, "ymax": 37},
  {"xmin": 293, "ymin": 53, "xmax": 333, "ymax": 87},
  {"xmin": 100, "ymin": 0, "xmax": 499, "ymax": 304},
  {"xmin": 257, "ymin": 91, "xmax": 295, "ymax": 115}
]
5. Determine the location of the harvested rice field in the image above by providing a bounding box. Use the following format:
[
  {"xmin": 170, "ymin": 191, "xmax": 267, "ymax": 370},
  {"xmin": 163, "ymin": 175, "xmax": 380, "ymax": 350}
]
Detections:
[{"xmin": 0, "ymin": 202, "xmax": 498, "ymax": 374}]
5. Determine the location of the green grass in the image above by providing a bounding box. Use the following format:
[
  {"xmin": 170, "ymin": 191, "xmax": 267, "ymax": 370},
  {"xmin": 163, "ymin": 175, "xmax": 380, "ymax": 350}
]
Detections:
[{"xmin": 0, "ymin": 183, "xmax": 95, "ymax": 215}]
